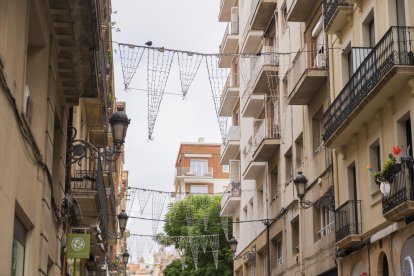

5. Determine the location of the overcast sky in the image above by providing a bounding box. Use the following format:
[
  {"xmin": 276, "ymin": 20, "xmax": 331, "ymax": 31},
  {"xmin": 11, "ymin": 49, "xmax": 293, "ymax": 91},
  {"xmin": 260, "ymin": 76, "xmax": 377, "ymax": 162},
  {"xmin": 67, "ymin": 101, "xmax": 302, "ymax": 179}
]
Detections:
[{"xmin": 112, "ymin": 0, "xmax": 225, "ymax": 262}]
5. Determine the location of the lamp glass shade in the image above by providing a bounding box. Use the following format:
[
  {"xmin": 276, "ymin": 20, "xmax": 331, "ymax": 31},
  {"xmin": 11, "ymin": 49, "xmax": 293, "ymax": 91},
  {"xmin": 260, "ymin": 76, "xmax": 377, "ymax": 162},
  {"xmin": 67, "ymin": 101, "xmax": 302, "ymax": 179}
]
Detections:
[
  {"xmin": 293, "ymin": 171, "xmax": 308, "ymax": 198},
  {"xmin": 122, "ymin": 250, "xmax": 130, "ymax": 265},
  {"xmin": 228, "ymin": 237, "xmax": 238, "ymax": 254},
  {"xmin": 118, "ymin": 210, "xmax": 128, "ymax": 232},
  {"xmin": 109, "ymin": 111, "xmax": 130, "ymax": 145}
]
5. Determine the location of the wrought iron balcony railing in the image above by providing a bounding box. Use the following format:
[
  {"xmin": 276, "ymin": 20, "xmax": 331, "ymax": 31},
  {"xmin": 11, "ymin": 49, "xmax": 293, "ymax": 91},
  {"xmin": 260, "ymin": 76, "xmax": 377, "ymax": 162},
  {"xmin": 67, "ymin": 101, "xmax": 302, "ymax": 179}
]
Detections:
[
  {"xmin": 97, "ymin": 159, "xmax": 109, "ymax": 238},
  {"xmin": 382, "ymin": 158, "xmax": 414, "ymax": 214},
  {"xmin": 335, "ymin": 200, "xmax": 361, "ymax": 242},
  {"xmin": 322, "ymin": 0, "xmax": 353, "ymax": 28},
  {"xmin": 176, "ymin": 167, "xmax": 214, "ymax": 177},
  {"xmin": 221, "ymin": 181, "xmax": 242, "ymax": 208},
  {"xmin": 323, "ymin": 26, "xmax": 414, "ymax": 142}
]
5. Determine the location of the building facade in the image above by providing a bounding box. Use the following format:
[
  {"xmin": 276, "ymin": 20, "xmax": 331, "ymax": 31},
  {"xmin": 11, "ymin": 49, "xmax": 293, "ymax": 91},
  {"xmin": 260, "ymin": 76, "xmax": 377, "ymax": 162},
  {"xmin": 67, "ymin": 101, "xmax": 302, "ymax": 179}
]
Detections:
[
  {"xmin": 324, "ymin": 0, "xmax": 414, "ymax": 275},
  {"xmin": 0, "ymin": 0, "xmax": 128, "ymax": 275},
  {"xmin": 219, "ymin": 0, "xmax": 414, "ymax": 275},
  {"xmin": 174, "ymin": 138, "xmax": 230, "ymax": 200},
  {"xmin": 219, "ymin": 0, "xmax": 336, "ymax": 275}
]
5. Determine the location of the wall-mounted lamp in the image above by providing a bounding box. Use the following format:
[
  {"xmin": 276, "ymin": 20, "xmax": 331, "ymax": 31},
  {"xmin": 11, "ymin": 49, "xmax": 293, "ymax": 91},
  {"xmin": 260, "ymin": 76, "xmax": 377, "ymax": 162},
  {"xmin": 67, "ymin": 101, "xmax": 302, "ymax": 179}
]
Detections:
[
  {"xmin": 293, "ymin": 171, "xmax": 335, "ymax": 211},
  {"xmin": 228, "ymin": 237, "xmax": 256, "ymax": 261}
]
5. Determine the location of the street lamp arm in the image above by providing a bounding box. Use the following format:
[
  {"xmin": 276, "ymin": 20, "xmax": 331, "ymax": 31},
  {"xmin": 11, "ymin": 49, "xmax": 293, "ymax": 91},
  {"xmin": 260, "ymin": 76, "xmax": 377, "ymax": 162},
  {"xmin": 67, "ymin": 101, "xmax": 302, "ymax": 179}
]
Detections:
[
  {"xmin": 68, "ymin": 138, "xmax": 122, "ymax": 165},
  {"xmin": 299, "ymin": 193, "xmax": 335, "ymax": 211}
]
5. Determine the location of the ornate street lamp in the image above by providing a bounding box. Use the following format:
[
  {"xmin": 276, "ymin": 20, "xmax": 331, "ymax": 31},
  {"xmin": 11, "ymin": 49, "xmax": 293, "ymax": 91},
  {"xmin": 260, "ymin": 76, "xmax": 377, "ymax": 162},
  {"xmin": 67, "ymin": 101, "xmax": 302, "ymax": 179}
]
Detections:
[
  {"xmin": 228, "ymin": 237, "xmax": 256, "ymax": 261},
  {"xmin": 109, "ymin": 111, "xmax": 131, "ymax": 147},
  {"xmin": 118, "ymin": 210, "xmax": 128, "ymax": 234},
  {"xmin": 122, "ymin": 249, "xmax": 130, "ymax": 265},
  {"xmin": 228, "ymin": 237, "xmax": 238, "ymax": 255},
  {"xmin": 293, "ymin": 171, "xmax": 308, "ymax": 199},
  {"xmin": 68, "ymin": 111, "xmax": 130, "ymax": 164},
  {"xmin": 293, "ymin": 171, "xmax": 335, "ymax": 210}
]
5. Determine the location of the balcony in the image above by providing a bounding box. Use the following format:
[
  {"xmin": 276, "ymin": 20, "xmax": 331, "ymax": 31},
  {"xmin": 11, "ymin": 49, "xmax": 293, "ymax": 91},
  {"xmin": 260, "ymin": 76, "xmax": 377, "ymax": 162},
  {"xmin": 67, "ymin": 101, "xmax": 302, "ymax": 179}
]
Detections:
[
  {"xmin": 323, "ymin": 0, "xmax": 354, "ymax": 34},
  {"xmin": 323, "ymin": 26, "xmax": 414, "ymax": 146},
  {"xmin": 220, "ymin": 126, "xmax": 241, "ymax": 165},
  {"xmin": 241, "ymin": 30, "xmax": 263, "ymax": 54},
  {"xmin": 71, "ymin": 163, "xmax": 109, "ymax": 238},
  {"xmin": 243, "ymin": 161, "xmax": 266, "ymax": 180},
  {"xmin": 252, "ymin": 119, "xmax": 281, "ymax": 161},
  {"xmin": 220, "ymin": 182, "xmax": 241, "ymax": 216},
  {"xmin": 249, "ymin": 0, "xmax": 277, "ymax": 30},
  {"xmin": 335, "ymin": 200, "xmax": 362, "ymax": 248},
  {"xmin": 288, "ymin": 44, "xmax": 327, "ymax": 105},
  {"xmin": 241, "ymin": 94, "xmax": 265, "ymax": 118},
  {"xmin": 382, "ymin": 158, "xmax": 414, "ymax": 221},
  {"xmin": 176, "ymin": 167, "xmax": 214, "ymax": 178},
  {"xmin": 218, "ymin": 0, "xmax": 238, "ymax": 22},
  {"xmin": 287, "ymin": 0, "xmax": 320, "ymax": 22},
  {"xmin": 241, "ymin": 52, "xmax": 278, "ymax": 117},
  {"xmin": 219, "ymin": 76, "xmax": 239, "ymax": 117},
  {"xmin": 219, "ymin": 19, "xmax": 239, "ymax": 68}
]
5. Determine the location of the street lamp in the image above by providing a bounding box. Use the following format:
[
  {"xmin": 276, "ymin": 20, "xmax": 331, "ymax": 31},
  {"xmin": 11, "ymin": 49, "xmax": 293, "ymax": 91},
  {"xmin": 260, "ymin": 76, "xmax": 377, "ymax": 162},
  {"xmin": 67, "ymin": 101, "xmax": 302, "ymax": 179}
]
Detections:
[
  {"xmin": 118, "ymin": 210, "xmax": 128, "ymax": 234},
  {"xmin": 228, "ymin": 237, "xmax": 256, "ymax": 261},
  {"xmin": 122, "ymin": 249, "xmax": 130, "ymax": 265},
  {"xmin": 293, "ymin": 171, "xmax": 335, "ymax": 210},
  {"xmin": 68, "ymin": 111, "xmax": 130, "ymax": 165},
  {"xmin": 229, "ymin": 237, "xmax": 238, "ymax": 255},
  {"xmin": 293, "ymin": 171, "xmax": 307, "ymax": 199},
  {"xmin": 109, "ymin": 111, "xmax": 131, "ymax": 147}
]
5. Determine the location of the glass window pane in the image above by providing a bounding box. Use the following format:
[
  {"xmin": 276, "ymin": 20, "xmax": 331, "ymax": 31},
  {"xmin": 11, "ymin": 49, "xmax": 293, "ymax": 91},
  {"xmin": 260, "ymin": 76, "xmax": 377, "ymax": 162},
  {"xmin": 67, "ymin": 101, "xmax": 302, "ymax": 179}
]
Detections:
[
  {"xmin": 11, "ymin": 238, "xmax": 25, "ymax": 276},
  {"xmin": 190, "ymin": 185, "xmax": 208, "ymax": 194}
]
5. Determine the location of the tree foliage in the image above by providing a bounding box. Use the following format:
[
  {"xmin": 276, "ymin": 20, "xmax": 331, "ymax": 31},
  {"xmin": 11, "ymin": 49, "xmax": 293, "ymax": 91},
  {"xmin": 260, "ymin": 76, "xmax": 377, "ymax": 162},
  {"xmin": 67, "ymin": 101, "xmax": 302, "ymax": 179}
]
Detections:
[{"xmin": 160, "ymin": 195, "xmax": 233, "ymax": 276}]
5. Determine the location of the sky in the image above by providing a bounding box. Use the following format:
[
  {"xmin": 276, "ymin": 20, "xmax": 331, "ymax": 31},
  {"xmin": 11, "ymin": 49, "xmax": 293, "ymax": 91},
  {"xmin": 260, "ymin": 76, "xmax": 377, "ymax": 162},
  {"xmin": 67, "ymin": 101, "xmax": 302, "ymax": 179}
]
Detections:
[{"xmin": 111, "ymin": 0, "xmax": 225, "ymax": 263}]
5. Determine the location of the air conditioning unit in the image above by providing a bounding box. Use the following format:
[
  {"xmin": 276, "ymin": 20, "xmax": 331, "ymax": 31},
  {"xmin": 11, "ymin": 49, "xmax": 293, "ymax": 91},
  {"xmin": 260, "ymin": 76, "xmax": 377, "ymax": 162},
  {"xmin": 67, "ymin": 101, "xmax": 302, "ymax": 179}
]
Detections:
[
  {"xmin": 23, "ymin": 85, "xmax": 33, "ymax": 123},
  {"xmin": 314, "ymin": 53, "xmax": 326, "ymax": 68}
]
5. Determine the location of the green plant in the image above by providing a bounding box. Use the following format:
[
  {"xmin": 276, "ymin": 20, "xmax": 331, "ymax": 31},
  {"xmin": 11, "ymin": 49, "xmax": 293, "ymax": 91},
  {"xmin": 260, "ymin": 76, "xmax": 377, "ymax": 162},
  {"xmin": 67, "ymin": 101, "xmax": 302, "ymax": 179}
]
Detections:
[{"xmin": 373, "ymin": 154, "xmax": 397, "ymax": 184}]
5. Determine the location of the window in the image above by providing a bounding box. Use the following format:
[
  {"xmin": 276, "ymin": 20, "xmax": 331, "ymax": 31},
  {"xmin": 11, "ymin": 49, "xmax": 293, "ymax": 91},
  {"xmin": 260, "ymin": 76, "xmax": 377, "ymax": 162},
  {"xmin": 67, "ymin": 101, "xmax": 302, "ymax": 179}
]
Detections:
[
  {"xmin": 369, "ymin": 140, "xmax": 381, "ymax": 172},
  {"xmin": 275, "ymin": 237, "xmax": 283, "ymax": 267},
  {"xmin": 369, "ymin": 139, "xmax": 381, "ymax": 191},
  {"xmin": 295, "ymin": 133, "xmax": 303, "ymax": 169},
  {"xmin": 271, "ymin": 166, "xmax": 278, "ymax": 200},
  {"xmin": 314, "ymin": 206, "xmax": 334, "ymax": 240},
  {"xmin": 222, "ymin": 165, "xmax": 230, "ymax": 173},
  {"xmin": 190, "ymin": 160, "xmax": 209, "ymax": 176},
  {"xmin": 285, "ymin": 147, "xmax": 293, "ymax": 181},
  {"xmin": 261, "ymin": 252, "xmax": 268, "ymax": 275},
  {"xmin": 190, "ymin": 185, "xmax": 208, "ymax": 194},
  {"xmin": 347, "ymin": 50, "xmax": 353, "ymax": 80},
  {"xmin": 11, "ymin": 217, "xmax": 27, "ymax": 276},
  {"xmin": 291, "ymin": 216, "xmax": 299, "ymax": 255},
  {"xmin": 312, "ymin": 107, "xmax": 323, "ymax": 153},
  {"xmin": 248, "ymin": 261, "xmax": 256, "ymax": 276},
  {"xmin": 369, "ymin": 19, "xmax": 375, "ymax": 47}
]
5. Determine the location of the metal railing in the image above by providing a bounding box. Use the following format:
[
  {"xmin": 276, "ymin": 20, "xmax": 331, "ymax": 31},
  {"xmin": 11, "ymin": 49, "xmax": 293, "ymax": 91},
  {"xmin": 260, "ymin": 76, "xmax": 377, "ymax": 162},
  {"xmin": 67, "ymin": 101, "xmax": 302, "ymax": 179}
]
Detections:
[
  {"xmin": 252, "ymin": 118, "xmax": 281, "ymax": 148},
  {"xmin": 221, "ymin": 182, "xmax": 241, "ymax": 209},
  {"xmin": 219, "ymin": 18, "xmax": 239, "ymax": 53},
  {"xmin": 176, "ymin": 167, "xmax": 214, "ymax": 177},
  {"xmin": 382, "ymin": 158, "xmax": 414, "ymax": 214},
  {"xmin": 71, "ymin": 170, "xmax": 97, "ymax": 192},
  {"xmin": 224, "ymin": 126, "xmax": 241, "ymax": 144},
  {"xmin": 220, "ymin": 75, "xmax": 232, "ymax": 105},
  {"xmin": 335, "ymin": 200, "xmax": 361, "ymax": 242},
  {"xmin": 323, "ymin": 26, "xmax": 414, "ymax": 141},
  {"xmin": 288, "ymin": 43, "xmax": 326, "ymax": 95},
  {"xmin": 322, "ymin": 0, "xmax": 353, "ymax": 28}
]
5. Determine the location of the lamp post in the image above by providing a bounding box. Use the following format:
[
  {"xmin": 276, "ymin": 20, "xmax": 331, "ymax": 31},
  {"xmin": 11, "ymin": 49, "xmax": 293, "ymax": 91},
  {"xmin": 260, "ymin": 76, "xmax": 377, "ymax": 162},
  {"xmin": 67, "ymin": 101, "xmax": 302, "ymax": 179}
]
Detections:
[
  {"xmin": 68, "ymin": 111, "xmax": 130, "ymax": 165},
  {"xmin": 106, "ymin": 210, "xmax": 129, "ymax": 239},
  {"xmin": 118, "ymin": 210, "xmax": 128, "ymax": 234},
  {"xmin": 122, "ymin": 249, "xmax": 130, "ymax": 275},
  {"xmin": 293, "ymin": 171, "xmax": 335, "ymax": 210},
  {"xmin": 228, "ymin": 237, "xmax": 256, "ymax": 261}
]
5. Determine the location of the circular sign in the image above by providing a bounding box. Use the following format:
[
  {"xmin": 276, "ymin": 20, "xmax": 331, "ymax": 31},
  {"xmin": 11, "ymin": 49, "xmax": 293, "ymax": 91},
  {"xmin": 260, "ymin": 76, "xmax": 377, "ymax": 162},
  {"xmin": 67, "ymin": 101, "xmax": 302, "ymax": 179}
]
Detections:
[
  {"xmin": 402, "ymin": 256, "xmax": 414, "ymax": 276},
  {"xmin": 71, "ymin": 237, "xmax": 86, "ymax": 252}
]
